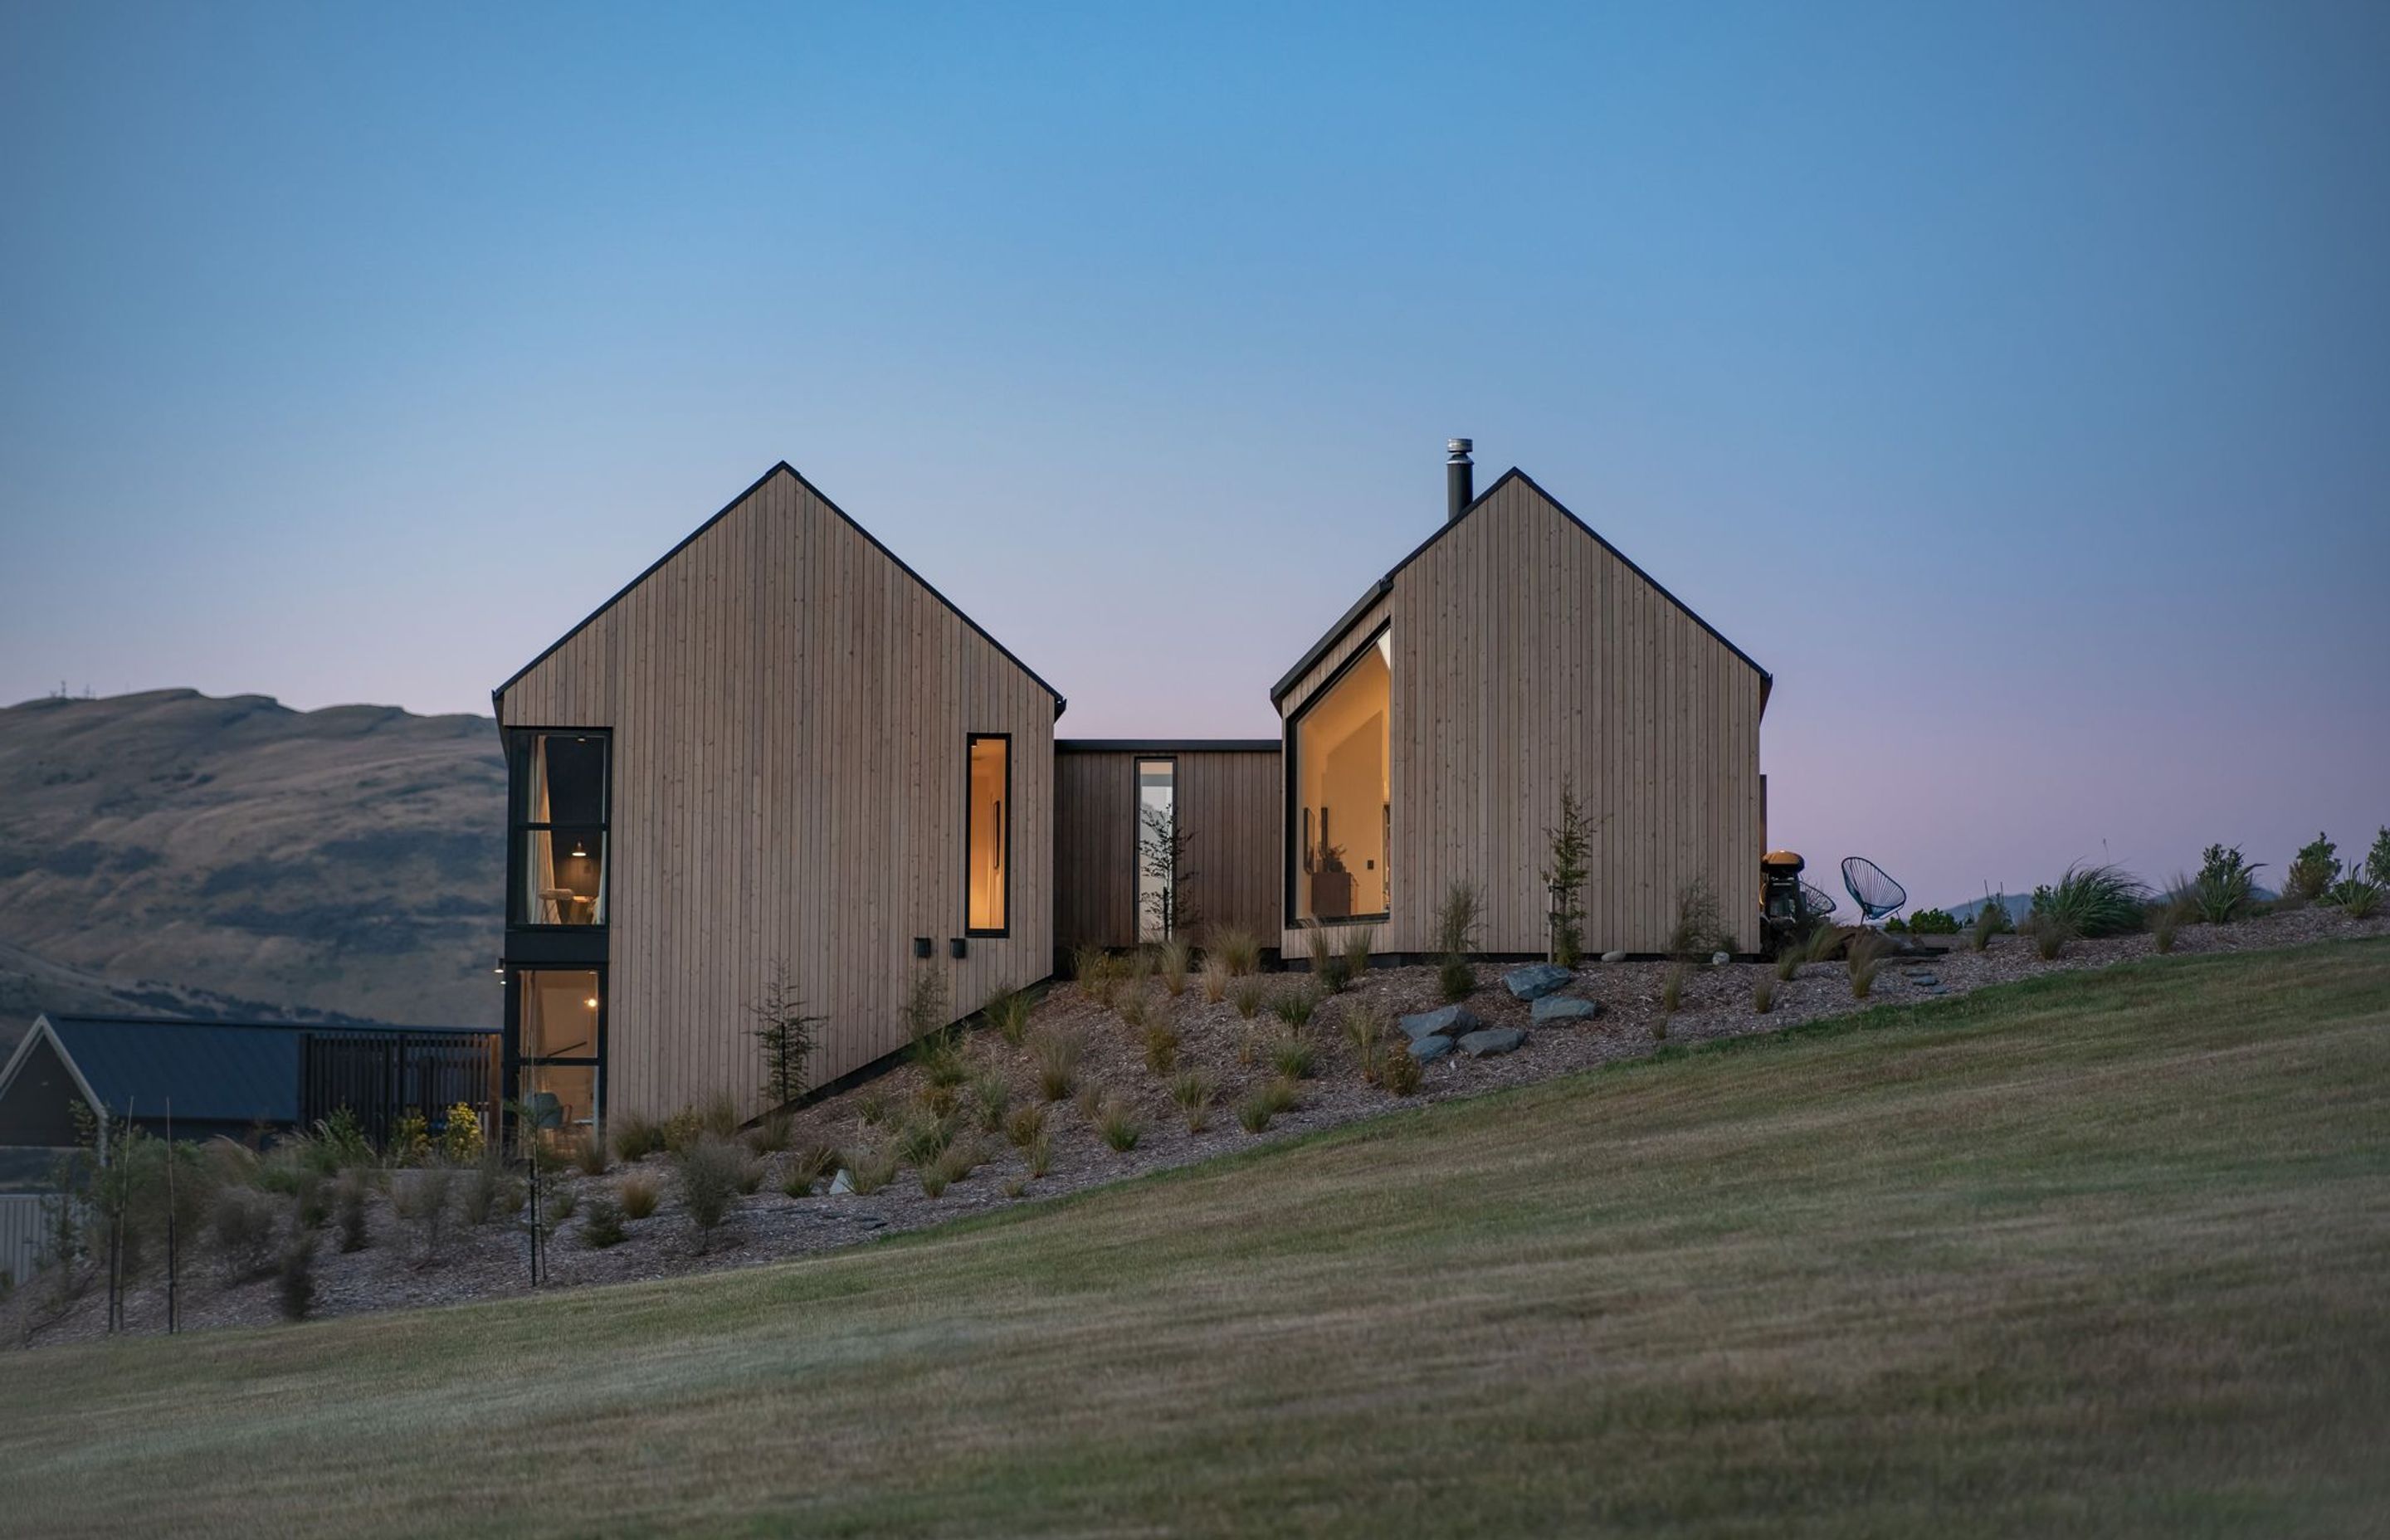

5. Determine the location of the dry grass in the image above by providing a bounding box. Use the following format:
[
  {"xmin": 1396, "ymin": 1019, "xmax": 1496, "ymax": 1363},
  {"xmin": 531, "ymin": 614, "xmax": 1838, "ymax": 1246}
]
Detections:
[{"xmin": 8, "ymin": 943, "xmax": 2388, "ymax": 1538}]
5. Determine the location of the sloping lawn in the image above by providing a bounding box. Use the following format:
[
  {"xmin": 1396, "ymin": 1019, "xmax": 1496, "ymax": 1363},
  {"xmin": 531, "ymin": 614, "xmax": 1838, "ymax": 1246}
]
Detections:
[{"xmin": 4, "ymin": 940, "xmax": 2386, "ymax": 1538}]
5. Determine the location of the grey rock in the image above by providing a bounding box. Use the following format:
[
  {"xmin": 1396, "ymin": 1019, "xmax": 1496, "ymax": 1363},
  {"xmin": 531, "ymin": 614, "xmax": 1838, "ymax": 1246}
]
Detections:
[
  {"xmin": 1907, "ymin": 973, "xmax": 1940, "ymax": 987},
  {"xmin": 1399, "ymin": 1005, "xmax": 1482, "ymax": 1041},
  {"xmin": 1457, "ymin": 1027, "xmax": 1528, "ymax": 1057},
  {"xmin": 1502, "ymin": 962, "xmax": 1574, "ymax": 1001},
  {"xmin": 1407, "ymin": 1035, "xmax": 1455, "ymax": 1062},
  {"xmin": 1601, "ymin": 950, "xmax": 1628, "ymax": 964},
  {"xmin": 828, "ymin": 1169, "xmax": 855, "ymax": 1196},
  {"xmin": 1710, "ymin": 951, "xmax": 1732, "ymax": 966},
  {"xmin": 1532, "ymin": 994, "xmax": 1603, "ymax": 1023}
]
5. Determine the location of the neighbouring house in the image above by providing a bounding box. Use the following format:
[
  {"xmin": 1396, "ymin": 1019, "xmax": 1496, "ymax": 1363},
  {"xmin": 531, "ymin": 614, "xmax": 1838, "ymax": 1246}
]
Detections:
[
  {"xmin": 491, "ymin": 444, "xmax": 1770, "ymax": 1128},
  {"xmin": 0, "ymin": 1014, "xmax": 498, "ymax": 1151}
]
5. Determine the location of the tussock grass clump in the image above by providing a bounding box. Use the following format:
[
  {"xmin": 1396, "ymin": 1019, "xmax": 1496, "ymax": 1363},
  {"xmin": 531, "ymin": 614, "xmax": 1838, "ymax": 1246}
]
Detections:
[
  {"xmin": 676, "ymin": 1138, "xmax": 747, "ymax": 1248},
  {"xmin": 1341, "ymin": 1000, "xmax": 1393, "ymax": 1084},
  {"xmin": 2329, "ymin": 877, "xmax": 2383, "ymax": 920},
  {"xmin": 984, "ymin": 987, "xmax": 1035, "ymax": 1048},
  {"xmin": 1968, "ymin": 905, "xmax": 2006, "ymax": 953},
  {"xmin": 1660, "ymin": 962, "xmax": 1686, "ymax": 1014},
  {"xmin": 782, "ymin": 1144, "xmax": 838, "ymax": 1197},
  {"xmin": 1846, "ymin": 931, "xmax": 1886, "ymax": 997},
  {"xmin": 918, "ymin": 1083, "xmax": 959, "ymax": 1122},
  {"xmin": 1143, "ymin": 1025, "xmax": 1180, "ymax": 1075},
  {"xmin": 334, "ymin": 1171, "xmax": 372, "ymax": 1251},
  {"xmin": 1381, "ymin": 1042, "xmax": 1423, "ymax": 1096},
  {"xmin": 1209, "ymin": 926, "xmax": 1262, "ymax": 977},
  {"xmin": 1004, "ymin": 1103, "xmax": 1048, "ymax": 1151},
  {"xmin": 573, "ymin": 1128, "xmax": 611, "ymax": 1176},
  {"xmin": 2033, "ymin": 917, "xmax": 2075, "ymax": 961},
  {"xmin": 842, "ymin": 1144, "xmax": 899, "ymax": 1196},
  {"xmin": 1307, "ymin": 926, "xmax": 1350, "ymax": 992},
  {"xmin": 1002, "ymin": 1177, "xmax": 1029, "ymax": 1199},
  {"xmin": 390, "ymin": 1166, "xmax": 456, "ymax": 1270},
  {"xmin": 212, "ymin": 1185, "xmax": 281, "ymax": 1280},
  {"xmin": 2031, "ymin": 863, "xmax": 2151, "ymax": 938},
  {"xmin": 460, "ymin": 1158, "xmax": 518, "ymax": 1228},
  {"xmin": 1235, "ymin": 1089, "xmax": 1278, "ymax": 1133},
  {"xmin": 1270, "ymin": 1031, "xmax": 1317, "ymax": 1081},
  {"xmin": 1096, "ymin": 1099, "xmax": 1142, "ymax": 1153},
  {"xmin": 744, "ymin": 1113, "xmax": 793, "ymax": 1157},
  {"xmin": 2152, "ymin": 909, "xmax": 2179, "ymax": 953},
  {"xmin": 921, "ymin": 1138, "xmax": 982, "ymax": 1197},
  {"xmin": 1273, "ymin": 986, "xmax": 1319, "ymax": 1031},
  {"xmin": 1170, "ymin": 1070, "xmax": 1217, "ymax": 1132},
  {"xmin": 1024, "ymin": 1132, "xmax": 1053, "ymax": 1179},
  {"xmin": 1343, "ymin": 925, "xmax": 1375, "ymax": 983},
  {"xmin": 893, "ymin": 1112, "xmax": 957, "ymax": 1169},
  {"xmin": 617, "ymin": 1171, "xmax": 660, "ymax": 1219},
  {"xmin": 1115, "ymin": 987, "xmax": 1153, "ymax": 1032},
  {"xmin": 1158, "ymin": 938, "xmax": 1192, "ymax": 997},
  {"xmin": 548, "ymin": 1182, "xmax": 581, "ymax": 1222},
  {"xmin": 1198, "ymin": 956, "xmax": 1232, "ymax": 1004},
  {"xmin": 1435, "ymin": 880, "xmax": 1483, "ymax": 1002},
  {"xmin": 1753, "ymin": 977, "xmax": 1776, "ymax": 1014},
  {"xmin": 971, "ymin": 1072, "xmax": 1011, "ymax": 1134},
  {"xmin": 1031, "ymin": 1030, "xmax": 1083, "ymax": 1103},
  {"xmin": 1231, "ymin": 975, "xmax": 1266, "ymax": 1020},
  {"xmin": 276, "ymin": 1236, "xmax": 315, "ymax": 1321},
  {"xmin": 856, "ymin": 1090, "xmax": 891, "ymax": 1128}
]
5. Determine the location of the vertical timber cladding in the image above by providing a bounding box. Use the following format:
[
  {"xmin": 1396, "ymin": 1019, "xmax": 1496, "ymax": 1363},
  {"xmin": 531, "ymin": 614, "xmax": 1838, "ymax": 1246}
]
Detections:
[
  {"xmin": 1281, "ymin": 471, "xmax": 1765, "ymax": 958},
  {"xmin": 1053, "ymin": 744, "xmax": 1283, "ymax": 951},
  {"xmin": 497, "ymin": 466, "xmax": 1058, "ymax": 1121}
]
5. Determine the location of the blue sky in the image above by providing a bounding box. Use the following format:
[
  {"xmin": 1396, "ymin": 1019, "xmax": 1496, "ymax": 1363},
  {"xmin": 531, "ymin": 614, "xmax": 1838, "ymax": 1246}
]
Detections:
[{"xmin": 2, "ymin": 1, "xmax": 2385, "ymax": 906}]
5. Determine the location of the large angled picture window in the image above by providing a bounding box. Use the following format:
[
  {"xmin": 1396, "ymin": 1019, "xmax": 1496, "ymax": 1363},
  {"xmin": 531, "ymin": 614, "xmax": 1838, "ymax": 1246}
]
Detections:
[{"xmin": 1289, "ymin": 629, "xmax": 1390, "ymax": 926}]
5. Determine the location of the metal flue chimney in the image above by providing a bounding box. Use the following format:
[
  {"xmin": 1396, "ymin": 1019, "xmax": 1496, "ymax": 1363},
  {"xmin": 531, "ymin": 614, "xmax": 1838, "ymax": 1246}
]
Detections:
[{"xmin": 1446, "ymin": 437, "xmax": 1473, "ymax": 522}]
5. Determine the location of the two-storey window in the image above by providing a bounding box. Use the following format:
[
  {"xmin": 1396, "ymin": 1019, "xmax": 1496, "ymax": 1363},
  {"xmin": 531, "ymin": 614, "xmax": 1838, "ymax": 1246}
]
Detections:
[
  {"xmin": 967, "ymin": 734, "xmax": 1010, "ymax": 935},
  {"xmin": 510, "ymin": 732, "xmax": 609, "ymax": 927}
]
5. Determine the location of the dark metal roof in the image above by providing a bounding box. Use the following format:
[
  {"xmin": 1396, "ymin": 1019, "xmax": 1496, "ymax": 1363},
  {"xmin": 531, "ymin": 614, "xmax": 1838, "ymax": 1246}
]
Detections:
[
  {"xmin": 1268, "ymin": 468, "xmax": 1773, "ymax": 710},
  {"xmin": 491, "ymin": 462, "xmax": 1068, "ymax": 719},
  {"xmin": 1056, "ymin": 739, "xmax": 1281, "ymax": 753},
  {"xmin": 26, "ymin": 1016, "xmax": 491, "ymax": 1127}
]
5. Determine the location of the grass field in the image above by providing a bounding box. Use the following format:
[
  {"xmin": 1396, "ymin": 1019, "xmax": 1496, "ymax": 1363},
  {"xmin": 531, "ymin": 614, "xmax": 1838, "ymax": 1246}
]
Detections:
[{"xmin": 5, "ymin": 940, "xmax": 2387, "ymax": 1538}]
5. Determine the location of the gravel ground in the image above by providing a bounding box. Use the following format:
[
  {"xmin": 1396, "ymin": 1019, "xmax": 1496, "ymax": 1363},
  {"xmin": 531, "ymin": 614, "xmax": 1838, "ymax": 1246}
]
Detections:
[{"xmin": 10, "ymin": 903, "xmax": 2385, "ymax": 1348}]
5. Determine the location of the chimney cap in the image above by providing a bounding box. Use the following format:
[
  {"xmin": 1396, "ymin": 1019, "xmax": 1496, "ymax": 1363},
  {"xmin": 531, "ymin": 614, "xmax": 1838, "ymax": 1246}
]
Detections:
[{"xmin": 1446, "ymin": 437, "xmax": 1473, "ymax": 458}]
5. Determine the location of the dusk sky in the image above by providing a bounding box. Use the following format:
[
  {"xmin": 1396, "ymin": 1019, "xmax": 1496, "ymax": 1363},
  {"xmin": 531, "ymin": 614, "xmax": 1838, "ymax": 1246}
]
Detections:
[{"xmin": 3, "ymin": 2, "xmax": 2384, "ymax": 909}]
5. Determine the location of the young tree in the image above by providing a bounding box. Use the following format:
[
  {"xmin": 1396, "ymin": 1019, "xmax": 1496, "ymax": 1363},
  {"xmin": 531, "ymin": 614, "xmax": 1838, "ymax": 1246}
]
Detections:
[
  {"xmin": 1541, "ymin": 777, "xmax": 1594, "ymax": 967},
  {"xmin": 1138, "ymin": 802, "xmax": 1200, "ymax": 941},
  {"xmin": 749, "ymin": 959, "xmax": 825, "ymax": 1109}
]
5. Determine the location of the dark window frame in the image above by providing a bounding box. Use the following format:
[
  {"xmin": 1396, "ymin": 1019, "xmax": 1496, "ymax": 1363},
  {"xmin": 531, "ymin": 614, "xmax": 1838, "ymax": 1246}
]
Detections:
[
  {"xmin": 964, "ymin": 732, "xmax": 1013, "ymax": 938},
  {"xmin": 1133, "ymin": 754, "xmax": 1179, "ymax": 943},
  {"xmin": 505, "ymin": 728, "xmax": 612, "ymax": 932},
  {"xmin": 501, "ymin": 962, "xmax": 607, "ymax": 1131},
  {"xmin": 1281, "ymin": 622, "xmax": 1393, "ymax": 931}
]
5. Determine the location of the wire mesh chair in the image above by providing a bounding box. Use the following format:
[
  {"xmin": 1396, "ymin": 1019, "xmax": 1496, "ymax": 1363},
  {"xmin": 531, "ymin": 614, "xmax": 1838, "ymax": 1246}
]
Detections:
[
  {"xmin": 1797, "ymin": 881, "xmax": 1840, "ymax": 924},
  {"xmin": 1841, "ymin": 856, "xmax": 1908, "ymax": 923}
]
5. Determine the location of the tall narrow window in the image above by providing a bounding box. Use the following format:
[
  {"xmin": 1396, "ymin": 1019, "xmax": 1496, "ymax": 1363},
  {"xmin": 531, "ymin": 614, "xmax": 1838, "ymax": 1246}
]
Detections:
[
  {"xmin": 515, "ymin": 967, "xmax": 602, "ymax": 1133},
  {"xmin": 1135, "ymin": 757, "xmax": 1177, "ymax": 942},
  {"xmin": 510, "ymin": 733, "xmax": 608, "ymax": 927},
  {"xmin": 967, "ymin": 734, "xmax": 1010, "ymax": 935},
  {"xmin": 1288, "ymin": 627, "xmax": 1392, "ymax": 926}
]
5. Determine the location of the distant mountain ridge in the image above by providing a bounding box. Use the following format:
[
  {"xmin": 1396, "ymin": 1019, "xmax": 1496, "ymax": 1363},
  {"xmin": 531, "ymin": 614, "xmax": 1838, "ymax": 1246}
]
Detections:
[{"xmin": 0, "ymin": 690, "xmax": 506, "ymax": 1045}]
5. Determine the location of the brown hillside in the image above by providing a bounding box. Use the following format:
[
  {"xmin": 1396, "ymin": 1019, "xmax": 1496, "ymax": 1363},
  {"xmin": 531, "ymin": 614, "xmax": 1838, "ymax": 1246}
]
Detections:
[{"xmin": 0, "ymin": 690, "xmax": 505, "ymax": 1036}]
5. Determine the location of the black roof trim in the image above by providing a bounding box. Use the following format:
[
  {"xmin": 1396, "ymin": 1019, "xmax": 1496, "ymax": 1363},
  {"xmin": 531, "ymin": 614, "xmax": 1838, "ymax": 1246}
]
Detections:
[
  {"xmin": 46, "ymin": 1014, "xmax": 494, "ymax": 1036},
  {"xmin": 1267, "ymin": 467, "xmax": 1773, "ymax": 709},
  {"xmin": 491, "ymin": 462, "xmax": 1069, "ymax": 718},
  {"xmin": 1057, "ymin": 738, "xmax": 1281, "ymax": 754}
]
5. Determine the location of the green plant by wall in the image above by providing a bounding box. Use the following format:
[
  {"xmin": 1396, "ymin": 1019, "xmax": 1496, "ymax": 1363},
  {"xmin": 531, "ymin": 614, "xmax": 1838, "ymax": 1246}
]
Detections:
[
  {"xmin": 1906, "ymin": 908, "xmax": 1958, "ymax": 935},
  {"xmin": 750, "ymin": 959, "xmax": 825, "ymax": 1110},
  {"xmin": 1541, "ymin": 777, "xmax": 1594, "ymax": 968},
  {"xmin": 2285, "ymin": 833, "xmax": 2339, "ymax": 904}
]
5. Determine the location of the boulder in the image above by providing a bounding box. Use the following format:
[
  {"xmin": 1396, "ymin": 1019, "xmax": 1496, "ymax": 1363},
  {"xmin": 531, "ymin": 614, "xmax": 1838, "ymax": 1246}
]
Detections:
[
  {"xmin": 1710, "ymin": 951, "xmax": 1731, "ymax": 966},
  {"xmin": 1457, "ymin": 1028, "xmax": 1528, "ymax": 1058},
  {"xmin": 1601, "ymin": 950, "xmax": 1628, "ymax": 964},
  {"xmin": 1532, "ymin": 994, "xmax": 1602, "ymax": 1024},
  {"xmin": 1407, "ymin": 1035, "xmax": 1455, "ymax": 1063},
  {"xmin": 828, "ymin": 1169, "xmax": 856, "ymax": 1196},
  {"xmin": 1399, "ymin": 1005, "xmax": 1481, "ymax": 1041},
  {"xmin": 1502, "ymin": 962, "xmax": 1574, "ymax": 1001}
]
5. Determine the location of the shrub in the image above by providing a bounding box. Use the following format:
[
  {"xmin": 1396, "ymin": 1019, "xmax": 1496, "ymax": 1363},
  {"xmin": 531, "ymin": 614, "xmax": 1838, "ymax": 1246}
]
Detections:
[
  {"xmin": 1169, "ymin": 1070, "xmax": 1217, "ymax": 1132},
  {"xmin": 460, "ymin": 1157, "xmax": 519, "ymax": 1227},
  {"xmin": 1907, "ymin": 907, "xmax": 1958, "ymax": 935},
  {"xmin": 1270, "ymin": 1032, "xmax": 1317, "ymax": 1080},
  {"xmin": 1660, "ymin": 962, "xmax": 1685, "ymax": 1014},
  {"xmin": 1004, "ymin": 1103, "xmax": 1048, "ymax": 1151},
  {"xmin": 618, "ymin": 1171, "xmax": 661, "ymax": 1219},
  {"xmin": 903, "ymin": 968, "xmax": 949, "ymax": 1045},
  {"xmin": 276, "ymin": 1235, "xmax": 316, "ymax": 1321},
  {"xmin": 1158, "ymin": 938, "xmax": 1192, "ymax": 997},
  {"xmin": 985, "ymin": 988, "xmax": 1035, "ymax": 1049},
  {"xmin": 1143, "ymin": 1025, "xmax": 1180, "ymax": 1075},
  {"xmin": 1096, "ymin": 1099, "xmax": 1142, "ymax": 1153},
  {"xmin": 955, "ymin": 1072, "xmax": 1002, "ymax": 1134},
  {"xmin": 1437, "ymin": 958, "xmax": 1475, "ymax": 1003},
  {"xmin": 676, "ymin": 1138, "xmax": 746, "ymax": 1247},
  {"xmin": 1543, "ymin": 777, "xmax": 1593, "ymax": 968},
  {"xmin": 212, "ymin": 1186, "xmax": 280, "ymax": 1280},
  {"xmin": 1668, "ymin": 878, "xmax": 1727, "ymax": 959},
  {"xmin": 611, "ymin": 1112, "xmax": 664, "ymax": 1164},
  {"xmin": 1209, "ymin": 926, "xmax": 1262, "ymax": 977},
  {"xmin": 334, "ymin": 1172, "xmax": 372, "ymax": 1251},
  {"xmin": 660, "ymin": 1107, "xmax": 705, "ymax": 1154},
  {"xmin": 388, "ymin": 1110, "xmax": 431, "ymax": 1167},
  {"xmin": 1198, "ymin": 956, "xmax": 1232, "ymax": 1004},
  {"xmin": 1383, "ymin": 1038, "xmax": 1424, "ymax": 1094},
  {"xmin": 1753, "ymin": 977, "xmax": 1776, "ymax": 1014},
  {"xmin": 1883, "ymin": 915, "xmax": 1908, "ymax": 935},
  {"xmin": 1231, "ymin": 975, "xmax": 1266, "ymax": 1020},
  {"xmin": 1031, "ymin": 1030, "xmax": 1083, "ymax": 1102},
  {"xmin": 440, "ymin": 1103, "xmax": 484, "ymax": 1164},
  {"xmin": 2368, "ymin": 827, "xmax": 2390, "ymax": 889},
  {"xmin": 2031, "ymin": 862, "xmax": 2151, "ymax": 938},
  {"xmin": 1272, "ymin": 986, "xmax": 1318, "ymax": 1031},
  {"xmin": 579, "ymin": 1190, "xmax": 627, "ymax": 1248},
  {"xmin": 390, "ymin": 1166, "xmax": 456, "ymax": 1268},
  {"xmin": 2285, "ymin": 832, "xmax": 2339, "ymax": 904},
  {"xmin": 1434, "ymin": 880, "xmax": 1482, "ymax": 1002}
]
